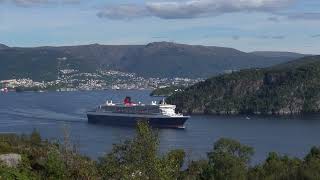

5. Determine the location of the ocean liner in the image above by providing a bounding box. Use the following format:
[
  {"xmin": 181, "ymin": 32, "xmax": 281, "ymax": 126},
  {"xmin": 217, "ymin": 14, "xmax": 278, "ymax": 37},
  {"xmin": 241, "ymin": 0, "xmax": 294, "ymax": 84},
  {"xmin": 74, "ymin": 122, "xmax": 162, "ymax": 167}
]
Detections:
[{"xmin": 87, "ymin": 97, "xmax": 189, "ymax": 128}]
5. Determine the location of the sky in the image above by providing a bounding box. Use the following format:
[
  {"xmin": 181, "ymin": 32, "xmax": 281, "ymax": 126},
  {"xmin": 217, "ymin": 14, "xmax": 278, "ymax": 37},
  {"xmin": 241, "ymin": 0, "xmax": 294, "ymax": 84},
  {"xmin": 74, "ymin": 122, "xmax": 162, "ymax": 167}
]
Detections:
[{"xmin": 0, "ymin": 0, "xmax": 319, "ymax": 54}]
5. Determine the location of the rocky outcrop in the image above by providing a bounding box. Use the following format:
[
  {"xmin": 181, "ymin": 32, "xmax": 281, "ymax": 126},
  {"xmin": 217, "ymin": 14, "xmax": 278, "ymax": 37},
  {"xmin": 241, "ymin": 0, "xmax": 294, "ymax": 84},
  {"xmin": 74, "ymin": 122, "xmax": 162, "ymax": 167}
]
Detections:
[{"xmin": 0, "ymin": 154, "xmax": 22, "ymax": 168}]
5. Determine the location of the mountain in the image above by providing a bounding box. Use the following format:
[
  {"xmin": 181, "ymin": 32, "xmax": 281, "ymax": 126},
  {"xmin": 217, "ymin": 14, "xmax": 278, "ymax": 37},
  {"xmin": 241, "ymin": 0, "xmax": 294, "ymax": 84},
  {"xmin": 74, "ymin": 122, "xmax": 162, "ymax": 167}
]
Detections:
[
  {"xmin": 0, "ymin": 44, "xmax": 9, "ymax": 50},
  {"xmin": 167, "ymin": 55, "xmax": 320, "ymax": 115},
  {"xmin": 0, "ymin": 42, "xmax": 307, "ymax": 81},
  {"xmin": 111, "ymin": 42, "xmax": 297, "ymax": 78},
  {"xmin": 250, "ymin": 51, "xmax": 307, "ymax": 59}
]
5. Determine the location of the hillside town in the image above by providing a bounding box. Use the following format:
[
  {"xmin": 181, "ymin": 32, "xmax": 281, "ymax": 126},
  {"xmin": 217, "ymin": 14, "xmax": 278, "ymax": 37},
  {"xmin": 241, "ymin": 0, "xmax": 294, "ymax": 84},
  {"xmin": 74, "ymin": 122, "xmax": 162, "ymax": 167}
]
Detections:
[{"xmin": 0, "ymin": 69, "xmax": 203, "ymax": 92}]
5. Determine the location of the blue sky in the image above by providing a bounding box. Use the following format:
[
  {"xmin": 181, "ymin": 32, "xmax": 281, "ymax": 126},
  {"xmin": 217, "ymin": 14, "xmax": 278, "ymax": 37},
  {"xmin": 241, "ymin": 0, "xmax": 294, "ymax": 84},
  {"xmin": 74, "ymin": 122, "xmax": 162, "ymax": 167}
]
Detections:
[{"xmin": 0, "ymin": 0, "xmax": 319, "ymax": 54}]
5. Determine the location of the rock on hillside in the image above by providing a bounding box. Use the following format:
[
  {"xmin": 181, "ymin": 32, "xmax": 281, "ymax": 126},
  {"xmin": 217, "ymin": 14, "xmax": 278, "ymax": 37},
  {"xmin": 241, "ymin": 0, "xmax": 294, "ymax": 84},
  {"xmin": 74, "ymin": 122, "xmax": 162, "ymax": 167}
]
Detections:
[{"xmin": 0, "ymin": 154, "xmax": 21, "ymax": 168}]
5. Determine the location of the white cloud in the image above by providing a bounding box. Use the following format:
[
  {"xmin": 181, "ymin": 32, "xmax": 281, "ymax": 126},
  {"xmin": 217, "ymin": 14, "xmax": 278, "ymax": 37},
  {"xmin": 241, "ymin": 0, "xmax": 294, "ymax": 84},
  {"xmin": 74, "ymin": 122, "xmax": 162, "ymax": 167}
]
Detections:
[
  {"xmin": 287, "ymin": 12, "xmax": 320, "ymax": 21},
  {"xmin": 147, "ymin": 0, "xmax": 293, "ymax": 19},
  {"xmin": 232, "ymin": 35, "xmax": 240, "ymax": 40},
  {"xmin": 0, "ymin": 0, "xmax": 80, "ymax": 6},
  {"xmin": 97, "ymin": 4, "xmax": 150, "ymax": 20},
  {"xmin": 258, "ymin": 35, "xmax": 286, "ymax": 39},
  {"xmin": 267, "ymin": 16, "xmax": 280, "ymax": 22},
  {"xmin": 311, "ymin": 34, "xmax": 320, "ymax": 38},
  {"xmin": 97, "ymin": 0, "xmax": 294, "ymax": 19}
]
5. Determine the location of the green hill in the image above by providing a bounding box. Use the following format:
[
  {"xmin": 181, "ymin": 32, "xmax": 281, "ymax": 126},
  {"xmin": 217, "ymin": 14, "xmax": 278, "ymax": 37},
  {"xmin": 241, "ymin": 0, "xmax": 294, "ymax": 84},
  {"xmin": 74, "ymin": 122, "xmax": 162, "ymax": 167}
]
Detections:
[
  {"xmin": 167, "ymin": 56, "xmax": 320, "ymax": 115},
  {"xmin": 150, "ymin": 86, "xmax": 184, "ymax": 96}
]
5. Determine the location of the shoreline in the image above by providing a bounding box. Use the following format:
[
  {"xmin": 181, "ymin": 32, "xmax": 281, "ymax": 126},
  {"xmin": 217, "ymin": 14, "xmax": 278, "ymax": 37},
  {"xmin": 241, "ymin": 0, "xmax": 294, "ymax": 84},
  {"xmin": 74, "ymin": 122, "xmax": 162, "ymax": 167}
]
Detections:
[{"xmin": 182, "ymin": 111, "xmax": 320, "ymax": 117}]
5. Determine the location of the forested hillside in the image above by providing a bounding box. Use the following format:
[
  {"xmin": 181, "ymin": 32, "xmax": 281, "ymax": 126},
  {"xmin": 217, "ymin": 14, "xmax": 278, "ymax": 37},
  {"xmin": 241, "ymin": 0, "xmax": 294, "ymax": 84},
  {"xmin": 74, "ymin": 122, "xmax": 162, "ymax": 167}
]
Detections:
[{"xmin": 167, "ymin": 56, "xmax": 320, "ymax": 115}]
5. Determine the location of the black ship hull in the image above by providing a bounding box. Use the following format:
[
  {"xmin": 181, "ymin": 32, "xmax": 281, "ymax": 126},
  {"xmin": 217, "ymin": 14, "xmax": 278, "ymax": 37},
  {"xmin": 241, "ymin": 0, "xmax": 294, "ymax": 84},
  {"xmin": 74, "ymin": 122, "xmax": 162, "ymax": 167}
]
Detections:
[{"xmin": 87, "ymin": 112, "xmax": 189, "ymax": 128}]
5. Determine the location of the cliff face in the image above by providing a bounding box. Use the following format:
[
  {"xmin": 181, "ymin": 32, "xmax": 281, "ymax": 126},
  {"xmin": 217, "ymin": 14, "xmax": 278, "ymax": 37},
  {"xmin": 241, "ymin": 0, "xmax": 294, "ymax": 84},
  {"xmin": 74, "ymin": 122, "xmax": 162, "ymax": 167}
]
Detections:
[{"xmin": 167, "ymin": 56, "xmax": 320, "ymax": 115}]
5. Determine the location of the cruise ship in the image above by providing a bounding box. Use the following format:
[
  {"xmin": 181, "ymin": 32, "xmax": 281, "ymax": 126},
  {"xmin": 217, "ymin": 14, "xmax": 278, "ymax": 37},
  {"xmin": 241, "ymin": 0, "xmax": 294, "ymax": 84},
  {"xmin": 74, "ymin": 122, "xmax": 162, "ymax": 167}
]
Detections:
[{"xmin": 87, "ymin": 97, "xmax": 189, "ymax": 128}]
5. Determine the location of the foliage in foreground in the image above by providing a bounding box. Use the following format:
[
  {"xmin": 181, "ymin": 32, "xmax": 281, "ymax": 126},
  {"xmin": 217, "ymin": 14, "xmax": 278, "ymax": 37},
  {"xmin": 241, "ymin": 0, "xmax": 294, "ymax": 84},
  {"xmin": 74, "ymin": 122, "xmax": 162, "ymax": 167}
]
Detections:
[{"xmin": 0, "ymin": 122, "xmax": 320, "ymax": 180}]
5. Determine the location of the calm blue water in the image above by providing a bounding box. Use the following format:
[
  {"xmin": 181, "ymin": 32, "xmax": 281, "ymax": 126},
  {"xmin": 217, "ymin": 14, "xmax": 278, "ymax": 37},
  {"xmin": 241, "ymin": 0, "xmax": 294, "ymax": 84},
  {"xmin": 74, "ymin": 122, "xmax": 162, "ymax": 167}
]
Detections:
[{"xmin": 0, "ymin": 90, "xmax": 320, "ymax": 164}]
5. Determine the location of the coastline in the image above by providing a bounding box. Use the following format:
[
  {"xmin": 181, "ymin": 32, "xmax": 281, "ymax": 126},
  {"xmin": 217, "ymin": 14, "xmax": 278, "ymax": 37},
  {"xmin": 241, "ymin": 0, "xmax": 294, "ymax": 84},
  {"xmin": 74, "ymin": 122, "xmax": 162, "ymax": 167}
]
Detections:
[{"xmin": 180, "ymin": 110, "xmax": 320, "ymax": 116}]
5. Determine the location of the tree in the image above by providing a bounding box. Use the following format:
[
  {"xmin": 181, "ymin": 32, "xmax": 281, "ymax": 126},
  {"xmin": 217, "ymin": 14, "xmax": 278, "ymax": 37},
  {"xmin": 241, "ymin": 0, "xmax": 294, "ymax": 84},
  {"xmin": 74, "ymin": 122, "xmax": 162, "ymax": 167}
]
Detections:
[
  {"xmin": 162, "ymin": 149, "xmax": 186, "ymax": 179},
  {"xmin": 179, "ymin": 160, "xmax": 209, "ymax": 180},
  {"xmin": 98, "ymin": 120, "xmax": 184, "ymax": 180},
  {"xmin": 206, "ymin": 138, "xmax": 254, "ymax": 180},
  {"xmin": 249, "ymin": 152, "xmax": 302, "ymax": 180},
  {"xmin": 300, "ymin": 146, "xmax": 320, "ymax": 180},
  {"xmin": 30, "ymin": 129, "xmax": 41, "ymax": 146},
  {"xmin": 59, "ymin": 126, "xmax": 99, "ymax": 180},
  {"xmin": 44, "ymin": 147, "xmax": 67, "ymax": 180}
]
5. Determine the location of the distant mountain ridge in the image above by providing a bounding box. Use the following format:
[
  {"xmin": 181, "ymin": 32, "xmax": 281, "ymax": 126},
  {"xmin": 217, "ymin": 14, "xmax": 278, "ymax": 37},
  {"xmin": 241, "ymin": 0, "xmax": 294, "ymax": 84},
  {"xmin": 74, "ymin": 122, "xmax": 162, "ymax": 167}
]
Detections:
[
  {"xmin": 0, "ymin": 42, "xmax": 308, "ymax": 81},
  {"xmin": 250, "ymin": 51, "xmax": 307, "ymax": 58},
  {"xmin": 0, "ymin": 44, "xmax": 9, "ymax": 50}
]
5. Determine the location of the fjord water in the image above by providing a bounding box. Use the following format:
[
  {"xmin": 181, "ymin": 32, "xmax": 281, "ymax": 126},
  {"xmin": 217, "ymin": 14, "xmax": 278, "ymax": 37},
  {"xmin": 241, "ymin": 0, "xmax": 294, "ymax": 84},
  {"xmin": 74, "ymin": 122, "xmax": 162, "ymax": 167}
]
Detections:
[{"xmin": 1, "ymin": 90, "xmax": 320, "ymax": 163}]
